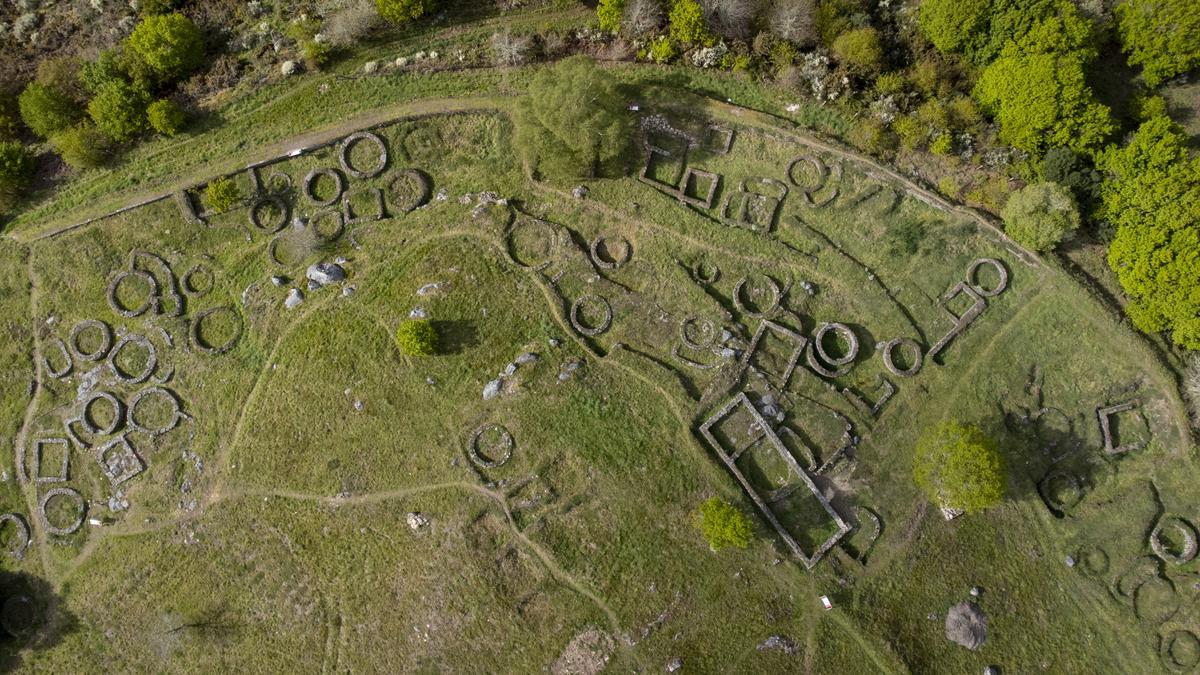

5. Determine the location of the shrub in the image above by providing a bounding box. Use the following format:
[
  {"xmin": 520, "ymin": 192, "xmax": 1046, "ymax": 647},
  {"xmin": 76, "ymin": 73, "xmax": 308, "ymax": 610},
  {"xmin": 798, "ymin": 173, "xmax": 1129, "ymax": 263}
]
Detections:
[
  {"xmin": 623, "ymin": 0, "xmax": 665, "ymax": 37},
  {"xmin": 1040, "ymin": 147, "xmax": 1100, "ymax": 213},
  {"xmin": 0, "ymin": 94, "xmax": 19, "ymax": 139},
  {"xmin": 513, "ymin": 56, "xmax": 632, "ymax": 181},
  {"xmin": 302, "ymin": 41, "xmax": 332, "ymax": 69},
  {"xmin": 648, "ymin": 35, "xmax": 677, "ymax": 62},
  {"xmin": 395, "ymin": 319, "xmax": 439, "ymax": 356},
  {"xmin": 1115, "ymin": 0, "xmax": 1199, "ymax": 87},
  {"xmin": 892, "ymin": 114, "xmax": 925, "ymax": 152},
  {"xmin": 325, "ymin": 0, "xmax": 384, "ymax": 47},
  {"xmin": 767, "ymin": 0, "xmax": 816, "ymax": 46},
  {"xmin": 88, "ymin": 81, "xmax": 150, "ymax": 143},
  {"xmin": 138, "ymin": 0, "xmax": 175, "ymax": 16},
  {"xmin": 832, "ymin": 27, "xmax": 883, "ymax": 76},
  {"xmin": 203, "ymin": 176, "xmax": 242, "ymax": 213},
  {"xmin": 1101, "ymin": 115, "xmax": 1200, "ymax": 349},
  {"xmin": 929, "ymin": 132, "xmax": 953, "ymax": 156},
  {"xmin": 598, "ymin": 0, "xmax": 625, "ymax": 32},
  {"xmin": 699, "ymin": 0, "xmax": 756, "ymax": 41},
  {"xmin": 918, "ymin": 0, "xmax": 991, "ymax": 55},
  {"xmin": 18, "ymin": 82, "xmax": 81, "ymax": 139},
  {"xmin": 0, "ymin": 141, "xmax": 35, "ymax": 214},
  {"xmin": 874, "ymin": 71, "xmax": 905, "ymax": 96},
  {"xmin": 694, "ymin": 497, "xmax": 752, "ymax": 551},
  {"xmin": 51, "ymin": 123, "xmax": 112, "ymax": 169},
  {"xmin": 908, "ymin": 57, "xmax": 948, "ymax": 97},
  {"xmin": 492, "ymin": 31, "xmax": 533, "ymax": 67},
  {"xmin": 376, "ymin": 0, "xmax": 435, "ymax": 24},
  {"xmin": 669, "ymin": 0, "xmax": 710, "ymax": 46},
  {"xmin": 125, "ymin": 13, "xmax": 206, "ymax": 83},
  {"xmin": 35, "ymin": 57, "xmax": 87, "ymax": 104},
  {"xmin": 146, "ymin": 98, "xmax": 186, "ymax": 136},
  {"xmin": 913, "ymin": 421, "xmax": 1005, "ymax": 514},
  {"xmin": 849, "ymin": 117, "xmax": 895, "ymax": 156},
  {"xmin": 1001, "ymin": 182, "xmax": 1080, "ymax": 251},
  {"xmin": 80, "ymin": 49, "xmax": 129, "ymax": 95}
]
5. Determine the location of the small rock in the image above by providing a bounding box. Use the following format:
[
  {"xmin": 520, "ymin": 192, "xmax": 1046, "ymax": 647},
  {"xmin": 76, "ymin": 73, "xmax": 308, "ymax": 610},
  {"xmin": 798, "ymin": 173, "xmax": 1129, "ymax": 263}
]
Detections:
[
  {"xmin": 557, "ymin": 373, "xmax": 570, "ymax": 382},
  {"xmin": 281, "ymin": 60, "xmax": 298, "ymax": 76},
  {"xmin": 406, "ymin": 512, "xmax": 430, "ymax": 530},
  {"xmin": 720, "ymin": 347, "xmax": 737, "ymax": 359},
  {"xmin": 425, "ymin": 376, "xmax": 437, "ymax": 385},
  {"xmin": 757, "ymin": 635, "xmax": 797, "ymax": 654},
  {"xmin": 548, "ymin": 338, "xmax": 560, "ymax": 348},
  {"xmin": 307, "ymin": 262, "xmax": 346, "ymax": 287},
  {"xmin": 284, "ymin": 288, "xmax": 304, "ymax": 310},
  {"xmin": 395, "ymin": 56, "xmax": 408, "ymax": 67},
  {"xmin": 970, "ymin": 586, "xmax": 982, "ymax": 598},
  {"xmin": 353, "ymin": 400, "xmax": 364, "ymax": 411},
  {"xmin": 271, "ymin": 275, "xmax": 287, "ymax": 286},
  {"xmin": 417, "ymin": 282, "xmax": 442, "ymax": 296},
  {"xmin": 363, "ymin": 60, "xmax": 379, "ymax": 73},
  {"xmin": 483, "ymin": 379, "xmax": 502, "ymax": 400},
  {"xmin": 409, "ymin": 307, "xmax": 427, "ymax": 319},
  {"xmin": 571, "ymin": 185, "xmax": 589, "ymax": 199},
  {"xmin": 515, "ymin": 352, "xmax": 539, "ymax": 365},
  {"xmin": 983, "ymin": 667, "xmax": 1000, "ymax": 675},
  {"xmin": 342, "ymin": 286, "xmax": 356, "ymax": 297},
  {"xmin": 928, "ymin": 612, "xmax": 939, "ymax": 621},
  {"xmin": 666, "ymin": 658, "xmax": 683, "ymax": 672},
  {"xmin": 503, "ymin": 363, "xmax": 518, "ymax": 377},
  {"xmin": 307, "ymin": 279, "xmax": 320, "ymax": 291},
  {"xmin": 435, "ymin": 187, "xmax": 448, "ymax": 201},
  {"xmin": 1065, "ymin": 555, "xmax": 1076, "ymax": 568}
]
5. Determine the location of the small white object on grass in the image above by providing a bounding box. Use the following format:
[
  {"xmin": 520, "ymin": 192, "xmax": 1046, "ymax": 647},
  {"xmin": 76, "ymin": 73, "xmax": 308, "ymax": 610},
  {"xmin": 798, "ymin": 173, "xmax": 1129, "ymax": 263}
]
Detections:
[{"xmin": 820, "ymin": 595, "xmax": 833, "ymax": 610}]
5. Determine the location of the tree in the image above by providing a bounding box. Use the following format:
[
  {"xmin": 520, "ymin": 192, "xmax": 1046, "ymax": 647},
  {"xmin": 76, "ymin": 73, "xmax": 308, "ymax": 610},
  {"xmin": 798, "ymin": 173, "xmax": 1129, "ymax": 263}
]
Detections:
[
  {"xmin": 913, "ymin": 421, "xmax": 1006, "ymax": 513},
  {"xmin": 146, "ymin": 98, "xmax": 186, "ymax": 136},
  {"xmin": 513, "ymin": 56, "xmax": 632, "ymax": 181},
  {"xmin": 1116, "ymin": 0, "xmax": 1200, "ymax": 87},
  {"xmin": 376, "ymin": 0, "xmax": 435, "ymax": 24},
  {"xmin": 0, "ymin": 142, "xmax": 34, "ymax": 214},
  {"xmin": 699, "ymin": 0, "xmax": 757, "ymax": 41},
  {"xmin": 51, "ymin": 124, "xmax": 112, "ymax": 169},
  {"xmin": 1100, "ymin": 115, "xmax": 1200, "ymax": 349},
  {"xmin": 203, "ymin": 176, "xmax": 242, "ymax": 213},
  {"xmin": 1040, "ymin": 147, "xmax": 1100, "ymax": 214},
  {"xmin": 125, "ymin": 13, "xmax": 206, "ymax": 83},
  {"xmin": 18, "ymin": 82, "xmax": 80, "ymax": 139},
  {"xmin": 973, "ymin": 52, "xmax": 1113, "ymax": 154},
  {"xmin": 768, "ymin": 0, "xmax": 816, "ymax": 46},
  {"xmin": 694, "ymin": 497, "xmax": 752, "ymax": 550},
  {"xmin": 1001, "ymin": 182, "xmax": 1080, "ymax": 252},
  {"xmin": 832, "ymin": 27, "xmax": 883, "ymax": 76},
  {"xmin": 669, "ymin": 0, "xmax": 710, "ymax": 46},
  {"xmin": 623, "ymin": 0, "xmax": 665, "ymax": 37},
  {"xmin": 918, "ymin": 0, "xmax": 991, "ymax": 56},
  {"xmin": 395, "ymin": 319, "xmax": 438, "ymax": 356},
  {"xmin": 598, "ymin": 0, "xmax": 626, "ymax": 32},
  {"xmin": 87, "ymin": 81, "xmax": 150, "ymax": 143}
]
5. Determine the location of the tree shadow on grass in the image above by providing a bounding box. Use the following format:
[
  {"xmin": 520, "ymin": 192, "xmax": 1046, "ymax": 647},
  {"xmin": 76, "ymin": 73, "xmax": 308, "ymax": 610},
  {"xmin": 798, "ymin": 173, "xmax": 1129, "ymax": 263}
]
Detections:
[
  {"xmin": 433, "ymin": 319, "xmax": 478, "ymax": 355},
  {"xmin": 0, "ymin": 570, "xmax": 77, "ymax": 672}
]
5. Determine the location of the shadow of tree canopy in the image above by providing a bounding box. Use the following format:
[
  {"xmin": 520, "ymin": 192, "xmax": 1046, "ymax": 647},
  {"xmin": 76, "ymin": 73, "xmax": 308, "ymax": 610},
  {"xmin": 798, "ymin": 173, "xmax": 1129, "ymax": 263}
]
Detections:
[{"xmin": 0, "ymin": 569, "xmax": 76, "ymax": 671}]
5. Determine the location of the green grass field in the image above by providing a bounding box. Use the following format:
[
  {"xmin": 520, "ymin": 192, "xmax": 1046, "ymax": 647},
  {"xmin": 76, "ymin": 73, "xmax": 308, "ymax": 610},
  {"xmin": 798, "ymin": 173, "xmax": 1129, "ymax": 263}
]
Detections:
[{"xmin": 0, "ymin": 79, "xmax": 1195, "ymax": 674}]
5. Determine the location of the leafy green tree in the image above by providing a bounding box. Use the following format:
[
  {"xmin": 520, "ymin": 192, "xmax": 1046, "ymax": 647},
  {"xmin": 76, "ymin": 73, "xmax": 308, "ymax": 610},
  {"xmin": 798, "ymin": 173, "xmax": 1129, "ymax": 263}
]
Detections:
[
  {"xmin": 913, "ymin": 421, "xmax": 1006, "ymax": 513},
  {"xmin": 918, "ymin": 0, "xmax": 991, "ymax": 56},
  {"xmin": 694, "ymin": 497, "xmax": 753, "ymax": 551},
  {"xmin": 1001, "ymin": 182, "xmax": 1080, "ymax": 252},
  {"xmin": 35, "ymin": 57, "xmax": 88, "ymax": 105},
  {"xmin": 973, "ymin": 52, "xmax": 1113, "ymax": 154},
  {"xmin": 138, "ymin": 0, "xmax": 175, "ymax": 16},
  {"xmin": 1116, "ymin": 0, "xmax": 1200, "ymax": 87},
  {"xmin": 125, "ymin": 13, "xmax": 206, "ymax": 83},
  {"xmin": 0, "ymin": 141, "xmax": 35, "ymax": 214},
  {"xmin": 395, "ymin": 319, "xmax": 439, "ymax": 356},
  {"xmin": 832, "ymin": 27, "xmax": 883, "ymax": 76},
  {"xmin": 1040, "ymin": 147, "xmax": 1100, "ymax": 214},
  {"xmin": 1101, "ymin": 115, "xmax": 1200, "ymax": 349},
  {"xmin": 87, "ymin": 81, "xmax": 150, "ymax": 143},
  {"xmin": 598, "ymin": 0, "xmax": 625, "ymax": 32},
  {"xmin": 80, "ymin": 49, "xmax": 130, "ymax": 95},
  {"xmin": 514, "ymin": 56, "xmax": 632, "ymax": 181},
  {"xmin": 203, "ymin": 176, "xmax": 242, "ymax": 213},
  {"xmin": 376, "ymin": 0, "xmax": 435, "ymax": 24},
  {"xmin": 669, "ymin": 0, "xmax": 709, "ymax": 46},
  {"xmin": 18, "ymin": 82, "xmax": 81, "ymax": 139},
  {"xmin": 146, "ymin": 98, "xmax": 186, "ymax": 136},
  {"xmin": 51, "ymin": 123, "xmax": 112, "ymax": 169}
]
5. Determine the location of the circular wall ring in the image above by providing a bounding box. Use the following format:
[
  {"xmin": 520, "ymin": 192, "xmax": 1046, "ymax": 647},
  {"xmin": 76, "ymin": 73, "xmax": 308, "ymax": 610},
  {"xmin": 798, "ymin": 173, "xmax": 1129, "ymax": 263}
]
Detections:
[
  {"xmin": 303, "ymin": 168, "xmax": 346, "ymax": 207},
  {"xmin": 881, "ymin": 337, "xmax": 923, "ymax": 377},
  {"xmin": 182, "ymin": 264, "xmax": 215, "ymax": 297},
  {"xmin": 692, "ymin": 260, "xmax": 720, "ymax": 285},
  {"xmin": 1039, "ymin": 470, "xmax": 1084, "ymax": 512},
  {"xmin": 83, "ymin": 391, "xmax": 125, "ymax": 436},
  {"xmin": 1151, "ymin": 517, "xmax": 1199, "ymax": 565},
  {"xmin": 813, "ymin": 322, "xmax": 859, "ymax": 366},
  {"xmin": 68, "ymin": 319, "xmax": 112, "ymax": 362},
  {"xmin": 570, "ymin": 295, "xmax": 613, "ymax": 337},
  {"xmin": 589, "ymin": 235, "xmax": 632, "ymax": 270},
  {"xmin": 1162, "ymin": 630, "xmax": 1200, "ymax": 672},
  {"xmin": 106, "ymin": 270, "xmax": 158, "ymax": 318},
  {"xmin": 338, "ymin": 131, "xmax": 389, "ymax": 179},
  {"xmin": 127, "ymin": 386, "xmax": 185, "ymax": 436},
  {"xmin": 190, "ymin": 306, "xmax": 244, "ymax": 355},
  {"xmin": 967, "ymin": 258, "xmax": 1009, "ymax": 297},
  {"xmin": 0, "ymin": 513, "xmax": 30, "ymax": 559},
  {"xmin": 38, "ymin": 487, "xmax": 85, "ymax": 536},
  {"xmin": 387, "ymin": 169, "xmax": 432, "ymax": 214},
  {"xmin": 310, "ymin": 209, "xmax": 345, "ymax": 242},
  {"xmin": 268, "ymin": 235, "xmax": 300, "ymax": 268},
  {"xmin": 733, "ymin": 275, "xmax": 781, "ymax": 318},
  {"xmin": 107, "ymin": 334, "xmax": 157, "ymax": 385},
  {"xmin": 0, "ymin": 595, "xmax": 34, "ymax": 637},
  {"xmin": 679, "ymin": 317, "xmax": 717, "ymax": 350},
  {"xmin": 469, "ymin": 423, "xmax": 514, "ymax": 469},
  {"xmin": 248, "ymin": 195, "xmax": 290, "ymax": 233}
]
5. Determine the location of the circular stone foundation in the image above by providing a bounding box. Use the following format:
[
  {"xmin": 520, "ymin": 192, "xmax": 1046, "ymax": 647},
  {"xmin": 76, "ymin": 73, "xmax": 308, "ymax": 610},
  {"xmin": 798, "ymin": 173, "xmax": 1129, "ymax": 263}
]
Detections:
[
  {"xmin": 505, "ymin": 218, "xmax": 558, "ymax": 270},
  {"xmin": 107, "ymin": 334, "xmax": 157, "ymax": 385},
  {"xmin": 338, "ymin": 131, "xmax": 389, "ymax": 179},
  {"xmin": 1151, "ymin": 517, "xmax": 1199, "ymax": 565},
  {"xmin": 570, "ymin": 295, "xmax": 613, "ymax": 337},
  {"xmin": 967, "ymin": 258, "xmax": 1009, "ymax": 297},
  {"xmin": 190, "ymin": 306, "xmax": 244, "ymax": 355},
  {"xmin": 680, "ymin": 317, "xmax": 717, "ymax": 350},
  {"xmin": 813, "ymin": 322, "xmax": 859, "ymax": 367},
  {"xmin": 106, "ymin": 270, "xmax": 158, "ymax": 318},
  {"xmin": 733, "ymin": 274, "xmax": 781, "ymax": 317},
  {"xmin": 469, "ymin": 423, "xmax": 514, "ymax": 469},
  {"xmin": 0, "ymin": 513, "xmax": 30, "ymax": 559},
  {"xmin": 589, "ymin": 235, "xmax": 632, "ymax": 270},
  {"xmin": 249, "ymin": 195, "xmax": 291, "ymax": 233},
  {"xmin": 1162, "ymin": 630, "xmax": 1200, "ymax": 672},
  {"xmin": 83, "ymin": 391, "xmax": 125, "ymax": 435},
  {"xmin": 387, "ymin": 169, "xmax": 432, "ymax": 214},
  {"xmin": 881, "ymin": 337, "xmax": 923, "ymax": 377},
  {"xmin": 68, "ymin": 319, "xmax": 113, "ymax": 362},
  {"xmin": 692, "ymin": 260, "xmax": 720, "ymax": 285},
  {"xmin": 303, "ymin": 168, "xmax": 346, "ymax": 207},
  {"xmin": 127, "ymin": 386, "xmax": 186, "ymax": 436},
  {"xmin": 182, "ymin": 264, "xmax": 215, "ymax": 297},
  {"xmin": 38, "ymin": 487, "xmax": 85, "ymax": 536},
  {"xmin": 0, "ymin": 595, "xmax": 35, "ymax": 638}
]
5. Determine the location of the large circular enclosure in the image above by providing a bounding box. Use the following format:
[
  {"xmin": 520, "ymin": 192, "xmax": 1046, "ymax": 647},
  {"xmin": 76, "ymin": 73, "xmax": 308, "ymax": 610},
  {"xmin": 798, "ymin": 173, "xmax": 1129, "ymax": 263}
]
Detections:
[
  {"xmin": 469, "ymin": 424, "xmax": 514, "ymax": 469},
  {"xmin": 39, "ymin": 487, "xmax": 86, "ymax": 536}
]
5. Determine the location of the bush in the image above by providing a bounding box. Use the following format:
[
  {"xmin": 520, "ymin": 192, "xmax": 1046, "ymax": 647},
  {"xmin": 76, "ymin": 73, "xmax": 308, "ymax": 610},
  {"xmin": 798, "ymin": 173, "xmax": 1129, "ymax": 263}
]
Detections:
[
  {"xmin": 929, "ymin": 132, "xmax": 953, "ymax": 156},
  {"xmin": 699, "ymin": 0, "xmax": 756, "ymax": 41},
  {"xmin": 0, "ymin": 141, "xmax": 35, "ymax": 214},
  {"xmin": 139, "ymin": 0, "xmax": 175, "ymax": 16},
  {"xmin": 514, "ymin": 56, "xmax": 632, "ymax": 181},
  {"xmin": 395, "ymin": 319, "xmax": 439, "ymax": 356},
  {"xmin": 849, "ymin": 117, "xmax": 896, "ymax": 156},
  {"xmin": 918, "ymin": 0, "xmax": 991, "ymax": 55},
  {"xmin": 125, "ymin": 13, "xmax": 206, "ymax": 83},
  {"xmin": 648, "ymin": 35, "xmax": 677, "ymax": 62},
  {"xmin": 1040, "ymin": 147, "xmax": 1100, "ymax": 213},
  {"xmin": 80, "ymin": 49, "xmax": 129, "ymax": 95},
  {"xmin": 669, "ymin": 0, "xmax": 710, "ymax": 46},
  {"xmin": 832, "ymin": 27, "xmax": 882, "ymax": 76},
  {"xmin": 598, "ymin": 0, "xmax": 625, "ymax": 32},
  {"xmin": 146, "ymin": 98, "xmax": 186, "ymax": 136},
  {"xmin": 88, "ymin": 81, "xmax": 150, "ymax": 143},
  {"xmin": 1101, "ymin": 115, "xmax": 1200, "ymax": 349},
  {"xmin": 203, "ymin": 176, "xmax": 242, "ymax": 213},
  {"xmin": 302, "ymin": 41, "xmax": 332, "ymax": 69},
  {"xmin": 35, "ymin": 57, "xmax": 87, "ymax": 105},
  {"xmin": 1116, "ymin": 0, "xmax": 1199, "ymax": 87},
  {"xmin": 492, "ymin": 31, "xmax": 533, "ymax": 67},
  {"xmin": 376, "ymin": 0, "xmax": 435, "ymax": 24},
  {"xmin": 892, "ymin": 114, "xmax": 925, "ymax": 152},
  {"xmin": 1001, "ymin": 182, "xmax": 1080, "ymax": 251},
  {"xmin": 694, "ymin": 497, "xmax": 752, "ymax": 551},
  {"xmin": 768, "ymin": 0, "xmax": 816, "ymax": 46},
  {"xmin": 51, "ymin": 124, "xmax": 112, "ymax": 169},
  {"xmin": 325, "ymin": 0, "xmax": 383, "ymax": 47},
  {"xmin": 0, "ymin": 94, "xmax": 19, "ymax": 139},
  {"xmin": 913, "ymin": 421, "xmax": 1005, "ymax": 514},
  {"xmin": 623, "ymin": 0, "xmax": 664, "ymax": 37},
  {"xmin": 874, "ymin": 71, "xmax": 906, "ymax": 96},
  {"xmin": 18, "ymin": 82, "xmax": 81, "ymax": 139}
]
